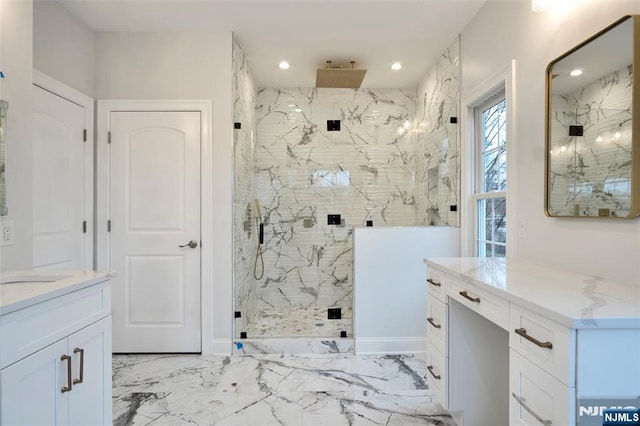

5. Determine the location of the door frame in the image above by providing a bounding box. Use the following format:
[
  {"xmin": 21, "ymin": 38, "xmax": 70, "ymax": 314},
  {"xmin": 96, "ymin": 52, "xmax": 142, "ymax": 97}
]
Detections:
[
  {"xmin": 96, "ymin": 100, "xmax": 213, "ymax": 354},
  {"xmin": 32, "ymin": 70, "xmax": 94, "ymax": 270}
]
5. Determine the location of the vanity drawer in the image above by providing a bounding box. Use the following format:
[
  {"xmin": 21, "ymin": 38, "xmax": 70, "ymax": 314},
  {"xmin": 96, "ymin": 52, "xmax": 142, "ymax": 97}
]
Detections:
[
  {"xmin": 426, "ymin": 342, "xmax": 448, "ymax": 408},
  {"xmin": 510, "ymin": 304, "xmax": 575, "ymax": 386},
  {"xmin": 510, "ymin": 349, "xmax": 574, "ymax": 426},
  {"xmin": 426, "ymin": 267, "xmax": 446, "ymax": 303},
  {"xmin": 0, "ymin": 282, "xmax": 111, "ymax": 369},
  {"xmin": 447, "ymin": 277, "xmax": 509, "ymax": 330},
  {"xmin": 427, "ymin": 296, "xmax": 448, "ymax": 356}
]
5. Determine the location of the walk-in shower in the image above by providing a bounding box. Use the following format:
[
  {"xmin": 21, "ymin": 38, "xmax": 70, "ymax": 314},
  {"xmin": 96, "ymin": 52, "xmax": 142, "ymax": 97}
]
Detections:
[{"xmin": 232, "ymin": 37, "xmax": 461, "ymax": 347}]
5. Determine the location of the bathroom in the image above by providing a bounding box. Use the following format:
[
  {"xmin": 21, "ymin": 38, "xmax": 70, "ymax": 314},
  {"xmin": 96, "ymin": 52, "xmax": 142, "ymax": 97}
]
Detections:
[{"xmin": 1, "ymin": 0, "xmax": 640, "ymax": 424}]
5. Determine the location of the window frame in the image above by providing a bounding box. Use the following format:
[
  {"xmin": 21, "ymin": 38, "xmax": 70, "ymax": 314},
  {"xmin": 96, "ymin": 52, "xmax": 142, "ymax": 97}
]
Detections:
[
  {"xmin": 460, "ymin": 61, "xmax": 516, "ymax": 259},
  {"xmin": 474, "ymin": 94, "xmax": 507, "ymax": 258}
]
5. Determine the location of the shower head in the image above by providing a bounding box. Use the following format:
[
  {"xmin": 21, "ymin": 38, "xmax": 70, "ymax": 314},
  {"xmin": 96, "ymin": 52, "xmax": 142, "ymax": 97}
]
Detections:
[{"xmin": 316, "ymin": 60, "xmax": 367, "ymax": 89}]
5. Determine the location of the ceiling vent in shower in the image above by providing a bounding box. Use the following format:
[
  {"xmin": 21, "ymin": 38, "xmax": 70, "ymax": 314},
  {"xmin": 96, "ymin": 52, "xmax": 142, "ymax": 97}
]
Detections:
[{"xmin": 316, "ymin": 60, "xmax": 367, "ymax": 89}]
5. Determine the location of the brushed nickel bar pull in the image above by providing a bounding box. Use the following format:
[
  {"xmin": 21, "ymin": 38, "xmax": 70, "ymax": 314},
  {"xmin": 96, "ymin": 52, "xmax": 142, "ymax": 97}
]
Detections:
[
  {"xmin": 73, "ymin": 348, "xmax": 85, "ymax": 384},
  {"xmin": 426, "ymin": 365, "xmax": 441, "ymax": 380},
  {"xmin": 426, "ymin": 278, "xmax": 441, "ymax": 287},
  {"xmin": 511, "ymin": 392, "xmax": 552, "ymax": 425},
  {"xmin": 515, "ymin": 328, "xmax": 553, "ymax": 349},
  {"xmin": 459, "ymin": 290, "xmax": 480, "ymax": 303},
  {"xmin": 427, "ymin": 317, "xmax": 442, "ymax": 329},
  {"xmin": 61, "ymin": 354, "xmax": 72, "ymax": 393}
]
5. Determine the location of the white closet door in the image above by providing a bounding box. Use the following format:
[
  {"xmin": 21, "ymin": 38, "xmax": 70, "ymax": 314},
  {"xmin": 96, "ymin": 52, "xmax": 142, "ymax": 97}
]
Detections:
[
  {"xmin": 32, "ymin": 86, "xmax": 88, "ymax": 270},
  {"xmin": 109, "ymin": 111, "xmax": 201, "ymax": 353}
]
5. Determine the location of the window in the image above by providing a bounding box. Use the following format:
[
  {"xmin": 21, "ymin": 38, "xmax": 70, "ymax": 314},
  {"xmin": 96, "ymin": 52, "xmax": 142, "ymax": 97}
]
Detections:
[{"xmin": 475, "ymin": 93, "xmax": 507, "ymax": 257}]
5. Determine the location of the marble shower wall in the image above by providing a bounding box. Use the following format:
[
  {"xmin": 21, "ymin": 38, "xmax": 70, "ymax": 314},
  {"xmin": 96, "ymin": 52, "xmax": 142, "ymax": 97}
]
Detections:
[
  {"xmin": 254, "ymin": 88, "xmax": 417, "ymax": 312},
  {"xmin": 414, "ymin": 36, "xmax": 460, "ymax": 226},
  {"xmin": 232, "ymin": 36, "xmax": 257, "ymax": 335},
  {"xmin": 549, "ymin": 65, "xmax": 633, "ymax": 217}
]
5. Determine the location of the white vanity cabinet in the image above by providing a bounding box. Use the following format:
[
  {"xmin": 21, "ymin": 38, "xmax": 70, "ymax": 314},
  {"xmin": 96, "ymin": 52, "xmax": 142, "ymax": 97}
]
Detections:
[
  {"xmin": 425, "ymin": 267, "xmax": 448, "ymax": 406},
  {"xmin": 509, "ymin": 304, "xmax": 576, "ymax": 425},
  {"xmin": 424, "ymin": 258, "xmax": 640, "ymax": 426},
  {"xmin": 0, "ymin": 274, "xmax": 111, "ymax": 426}
]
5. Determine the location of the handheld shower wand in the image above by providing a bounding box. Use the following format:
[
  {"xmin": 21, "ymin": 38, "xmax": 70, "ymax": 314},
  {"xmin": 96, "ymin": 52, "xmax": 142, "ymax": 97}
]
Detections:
[{"xmin": 253, "ymin": 199, "xmax": 265, "ymax": 280}]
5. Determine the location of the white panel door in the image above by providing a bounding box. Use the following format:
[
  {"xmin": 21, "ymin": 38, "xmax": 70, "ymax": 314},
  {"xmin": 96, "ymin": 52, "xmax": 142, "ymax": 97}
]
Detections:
[
  {"xmin": 32, "ymin": 86, "xmax": 88, "ymax": 270},
  {"xmin": 110, "ymin": 111, "xmax": 201, "ymax": 353}
]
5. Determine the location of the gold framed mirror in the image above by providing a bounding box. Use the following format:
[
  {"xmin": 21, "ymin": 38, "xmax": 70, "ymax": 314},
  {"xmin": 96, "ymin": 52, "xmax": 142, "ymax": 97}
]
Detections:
[{"xmin": 545, "ymin": 15, "xmax": 640, "ymax": 218}]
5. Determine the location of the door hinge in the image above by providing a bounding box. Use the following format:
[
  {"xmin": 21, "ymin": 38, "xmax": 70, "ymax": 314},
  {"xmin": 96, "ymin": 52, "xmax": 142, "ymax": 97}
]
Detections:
[
  {"xmin": 107, "ymin": 220, "xmax": 111, "ymax": 232},
  {"xmin": 107, "ymin": 131, "xmax": 111, "ymax": 144},
  {"xmin": 83, "ymin": 129, "xmax": 87, "ymax": 142},
  {"xmin": 83, "ymin": 221, "xmax": 87, "ymax": 233}
]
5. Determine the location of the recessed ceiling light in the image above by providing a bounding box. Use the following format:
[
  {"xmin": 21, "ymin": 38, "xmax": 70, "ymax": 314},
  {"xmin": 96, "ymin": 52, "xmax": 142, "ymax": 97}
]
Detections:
[
  {"xmin": 569, "ymin": 69, "xmax": 583, "ymax": 77},
  {"xmin": 391, "ymin": 62, "xmax": 402, "ymax": 71},
  {"xmin": 279, "ymin": 61, "xmax": 290, "ymax": 70}
]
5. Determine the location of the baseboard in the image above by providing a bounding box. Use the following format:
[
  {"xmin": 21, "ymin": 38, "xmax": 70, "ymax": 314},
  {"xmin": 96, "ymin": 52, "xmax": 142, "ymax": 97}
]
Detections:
[
  {"xmin": 354, "ymin": 337, "xmax": 427, "ymax": 354},
  {"xmin": 207, "ymin": 339, "xmax": 232, "ymax": 355}
]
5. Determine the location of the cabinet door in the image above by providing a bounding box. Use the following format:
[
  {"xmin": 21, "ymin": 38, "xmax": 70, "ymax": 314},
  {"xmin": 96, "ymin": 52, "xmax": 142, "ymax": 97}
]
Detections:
[
  {"xmin": 425, "ymin": 342, "xmax": 447, "ymax": 408},
  {"xmin": 0, "ymin": 339, "xmax": 70, "ymax": 425},
  {"xmin": 510, "ymin": 349, "xmax": 574, "ymax": 426},
  {"xmin": 68, "ymin": 317, "xmax": 112, "ymax": 426}
]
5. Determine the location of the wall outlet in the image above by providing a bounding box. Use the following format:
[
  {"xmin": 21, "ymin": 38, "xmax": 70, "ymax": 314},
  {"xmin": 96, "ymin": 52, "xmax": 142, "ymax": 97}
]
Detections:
[{"xmin": 0, "ymin": 221, "xmax": 14, "ymax": 246}]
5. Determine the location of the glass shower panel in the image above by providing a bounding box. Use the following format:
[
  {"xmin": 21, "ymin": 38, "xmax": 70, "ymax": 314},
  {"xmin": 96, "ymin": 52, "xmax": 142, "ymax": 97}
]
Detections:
[
  {"xmin": 233, "ymin": 89, "xmax": 460, "ymax": 340},
  {"xmin": 233, "ymin": 100, "xmax": 257, "ymax": 339},
  {"xmin": 234, "ymin": 89, "xmax": 421, "ymax": 340},
  {"xmin": 414, "ymin": 101, "xmax": 460, "ymax": 226}
]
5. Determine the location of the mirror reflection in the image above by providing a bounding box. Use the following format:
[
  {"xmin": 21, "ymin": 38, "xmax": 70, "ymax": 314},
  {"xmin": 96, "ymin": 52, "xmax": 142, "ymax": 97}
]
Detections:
[
  {"xmin": 0, "ymin": 100, "xmax": 7, "ymax": 216},
  {"xmin": 546, "ymin": 15, "xmax": 638, "ymax": 218}
]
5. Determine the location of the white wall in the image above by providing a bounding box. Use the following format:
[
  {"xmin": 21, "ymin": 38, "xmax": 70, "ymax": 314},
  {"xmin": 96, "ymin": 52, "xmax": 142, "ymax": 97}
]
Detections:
[
  {"xmin": 353, "ymin": 226, "xmax": 460, "ymax": 353},
  {"xmin": 33, "ymin": 1, "xmax": 95, "ymax": 98},
  {"xmin": 94, "ymin": 31, "xmax": 234, "ymax": 353},
  {"xmin": 0, "ymin": 0, "xmax": 34, "ymax": 270},
  {"xmin": 461, "ymin": 1, "xmax": 640, "ymax": 285}
]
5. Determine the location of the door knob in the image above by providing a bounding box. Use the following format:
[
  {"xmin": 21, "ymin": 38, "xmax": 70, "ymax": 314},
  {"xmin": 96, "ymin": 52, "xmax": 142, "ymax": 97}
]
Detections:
[{"xmin": 179, "ymin": 240, "xmax": 198, "ymax": 249}]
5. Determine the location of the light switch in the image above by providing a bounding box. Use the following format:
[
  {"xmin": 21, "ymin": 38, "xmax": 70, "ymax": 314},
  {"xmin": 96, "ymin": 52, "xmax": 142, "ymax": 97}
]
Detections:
[
  {"xmin": 518, "ymin": 220, "xmax": 526, "ymax": 239},
  {"xmin": 1, "ymin": 221, "xmax": 14, "ymax": 246}
]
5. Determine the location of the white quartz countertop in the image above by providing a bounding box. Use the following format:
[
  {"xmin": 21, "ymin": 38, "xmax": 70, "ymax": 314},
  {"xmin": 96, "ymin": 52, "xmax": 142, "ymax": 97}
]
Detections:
[
  {"xmin": 0, "ymin": 270, "xmax": 110, "ymax": 315},
  {"xmin": 424, "ymin": 257, "xmax": 640, "ymax": 329}
]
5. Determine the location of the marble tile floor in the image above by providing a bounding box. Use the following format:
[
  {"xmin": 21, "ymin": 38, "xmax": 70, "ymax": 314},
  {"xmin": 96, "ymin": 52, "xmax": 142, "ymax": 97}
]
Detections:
[
  {"xmin": 113, "ymin": 353, "xmax": 458, "ymax": 426},
  {"xmin": 244, "ymin": 307, "xmax": 353, "ymax": 338}
]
